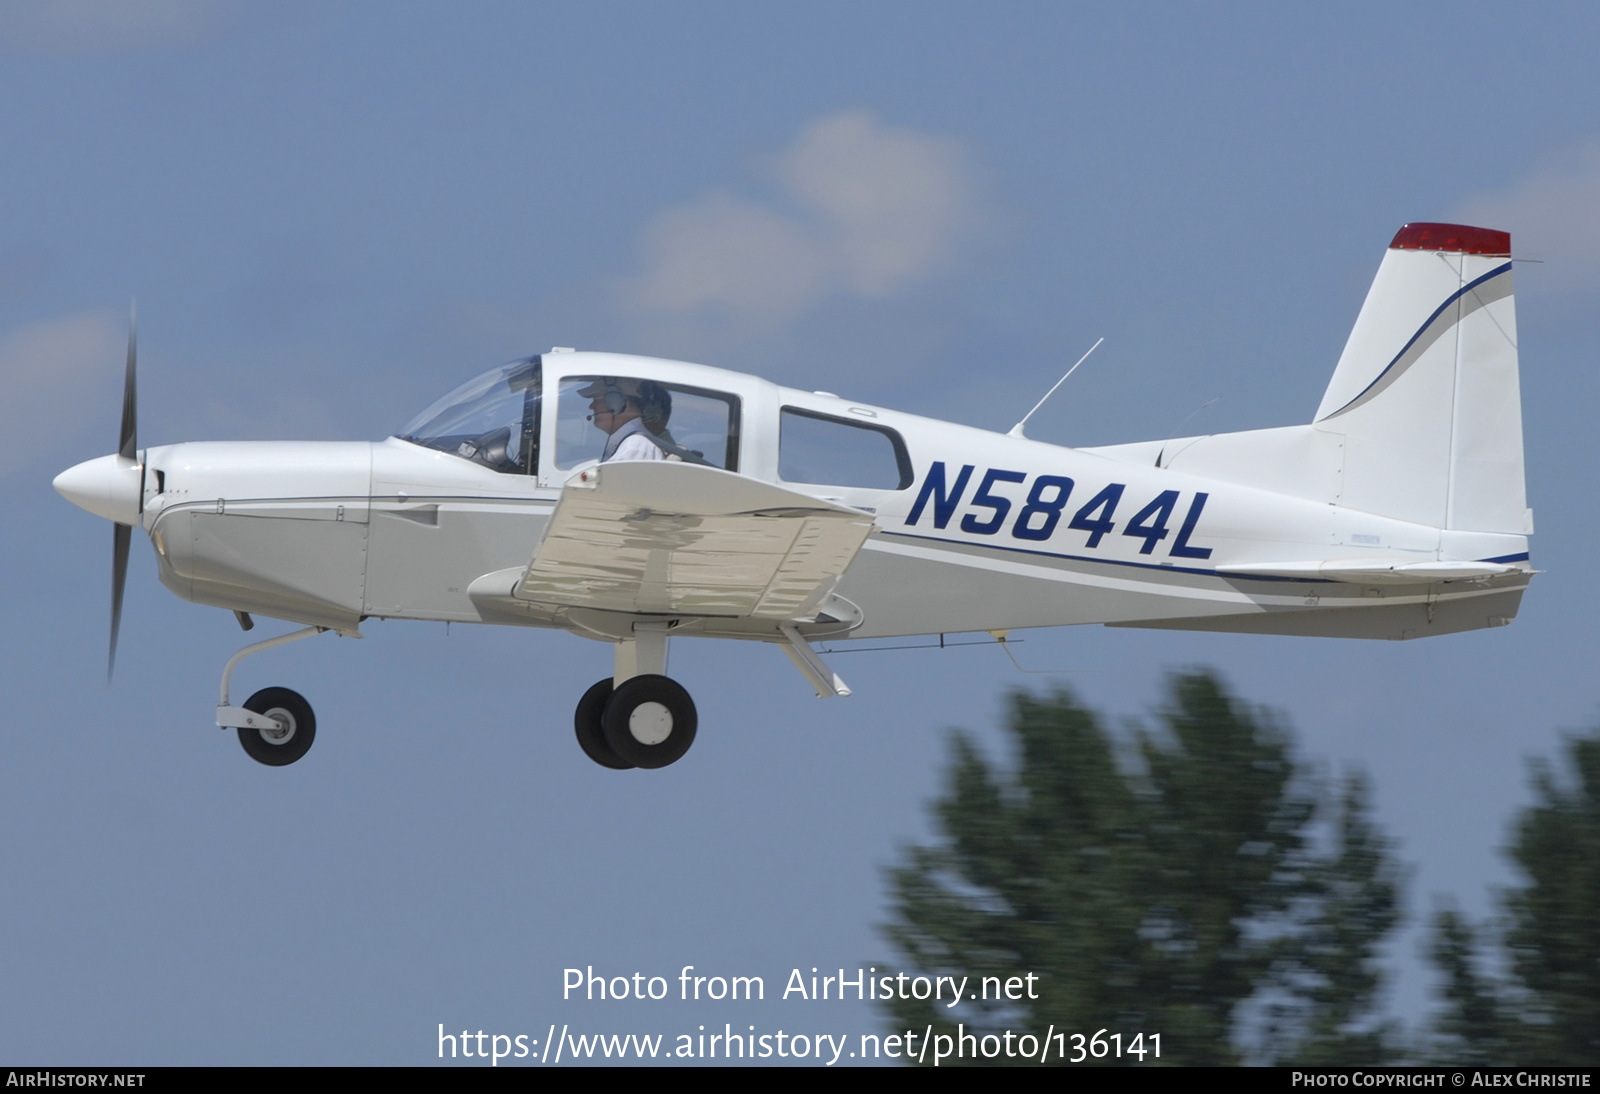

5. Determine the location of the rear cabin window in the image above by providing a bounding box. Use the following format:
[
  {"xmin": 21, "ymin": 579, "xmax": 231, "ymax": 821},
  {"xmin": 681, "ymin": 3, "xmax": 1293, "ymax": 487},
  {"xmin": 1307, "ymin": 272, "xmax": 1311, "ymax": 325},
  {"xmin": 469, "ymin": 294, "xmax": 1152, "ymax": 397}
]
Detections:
[{"xmin": 778, "ymin": 408, "xmax": 912, "ymax": 490}]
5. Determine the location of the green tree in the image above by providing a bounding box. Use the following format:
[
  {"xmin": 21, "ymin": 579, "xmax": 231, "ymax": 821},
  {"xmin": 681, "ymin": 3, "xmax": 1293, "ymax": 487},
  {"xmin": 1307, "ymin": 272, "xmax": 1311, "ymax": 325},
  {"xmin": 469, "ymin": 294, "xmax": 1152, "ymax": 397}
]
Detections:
[
  {"xmin": 1429, "ymin": 732, "xmax": 1600, "ymax": 1064},
  {"xmin": 881, "ymin": 672, "xmax": 1403, "ymax": 1065},
  {"xmin": 1268, "ymin": 776, "xmax": 1404, "ymax": 1065},
  {"xmin": 1428, "ymin": 907, "xmax": 1518, "ymax": 1064},
  {"xmin": 1504, "ymin": 734, "xmax": 1600, "ymax": 1062}
]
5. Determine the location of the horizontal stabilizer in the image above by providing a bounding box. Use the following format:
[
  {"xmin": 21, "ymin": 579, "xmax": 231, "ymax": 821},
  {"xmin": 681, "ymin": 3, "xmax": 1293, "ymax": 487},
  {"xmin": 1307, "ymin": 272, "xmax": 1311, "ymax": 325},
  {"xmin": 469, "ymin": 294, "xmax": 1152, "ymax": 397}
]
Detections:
[
  {"xmin": 1215, "ymin": 559, "xmax": 1516, "ymax": 584},
  {"xmin": 517, "ymin": 461, "xmax": 875, "ymax": 618}
]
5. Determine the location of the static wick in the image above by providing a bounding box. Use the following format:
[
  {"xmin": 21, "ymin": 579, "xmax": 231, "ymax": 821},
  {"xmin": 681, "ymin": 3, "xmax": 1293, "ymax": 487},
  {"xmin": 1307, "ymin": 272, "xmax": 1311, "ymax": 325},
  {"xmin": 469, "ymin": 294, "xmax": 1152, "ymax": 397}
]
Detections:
[{"xmin": 1008, "ymin": 337, "xmax": 1104, "ymax": 439}]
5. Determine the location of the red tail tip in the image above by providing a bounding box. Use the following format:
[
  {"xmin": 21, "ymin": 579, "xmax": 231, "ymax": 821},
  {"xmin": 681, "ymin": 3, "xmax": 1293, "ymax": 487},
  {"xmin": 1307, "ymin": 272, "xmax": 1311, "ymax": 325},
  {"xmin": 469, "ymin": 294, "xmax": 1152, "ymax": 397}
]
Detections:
[{"xmin": 1389, "ymin": 223, "xmax": 1510, "ymax": 256}]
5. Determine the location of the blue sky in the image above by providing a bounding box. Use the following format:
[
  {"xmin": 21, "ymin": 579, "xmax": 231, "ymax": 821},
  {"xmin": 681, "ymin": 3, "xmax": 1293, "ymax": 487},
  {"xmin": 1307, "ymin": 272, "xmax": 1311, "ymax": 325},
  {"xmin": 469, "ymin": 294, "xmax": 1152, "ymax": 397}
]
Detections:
[{"xmin": 3, "ymin": 1, "xmax": 1599, "ymax": 1064}]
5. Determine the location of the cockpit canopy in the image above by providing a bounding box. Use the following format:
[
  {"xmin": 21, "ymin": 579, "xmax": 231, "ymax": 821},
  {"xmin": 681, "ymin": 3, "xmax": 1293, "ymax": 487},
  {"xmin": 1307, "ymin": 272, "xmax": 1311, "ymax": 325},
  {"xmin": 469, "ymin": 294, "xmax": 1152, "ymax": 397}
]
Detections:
[
  {"xmin": 397, "ymin": 357, "xmax": 542, "ymax": 474},
  {"xmin": 398, "ymin": 354, "xmax": 917, "ymax": 492},
  {"xmin": 397, "ymin": 355, "xmax": 745, "ymax": 476}
]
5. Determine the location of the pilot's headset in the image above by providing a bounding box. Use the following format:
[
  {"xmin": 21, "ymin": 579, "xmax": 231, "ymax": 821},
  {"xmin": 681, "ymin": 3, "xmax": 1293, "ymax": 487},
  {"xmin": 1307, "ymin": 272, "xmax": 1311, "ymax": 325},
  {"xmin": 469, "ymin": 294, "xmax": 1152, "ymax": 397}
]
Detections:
[
  {"xmin": 584, "ymin": 379, "xmax": 630, "ymax": 422},
  {"xmin": 602, "ymin": 381, "xmax": 629, "ymax": 415}
]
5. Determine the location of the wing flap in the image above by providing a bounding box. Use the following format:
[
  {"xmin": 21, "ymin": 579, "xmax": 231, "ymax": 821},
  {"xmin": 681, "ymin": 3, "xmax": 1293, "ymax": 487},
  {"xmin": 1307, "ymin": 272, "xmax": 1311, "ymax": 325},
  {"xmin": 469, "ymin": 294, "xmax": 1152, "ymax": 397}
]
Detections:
[
  {"xmin": 752, "ymin": 516, "xmax": 874, "ymax": 618},
  {"xmin": 516, "ymin": 462, "xmax": 874, "ymax": 618}
]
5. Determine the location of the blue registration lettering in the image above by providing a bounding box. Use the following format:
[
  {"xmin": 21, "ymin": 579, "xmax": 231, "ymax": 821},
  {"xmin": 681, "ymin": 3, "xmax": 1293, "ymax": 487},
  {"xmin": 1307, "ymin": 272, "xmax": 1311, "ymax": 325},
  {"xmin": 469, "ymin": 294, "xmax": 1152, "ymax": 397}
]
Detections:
[
  {"xmin": 1168, "ymin": 492, "xmax": 1213, "ymax": 559},
  {"xmin": 1011, "ymin": 475, "xmax": 1074, "ymax": 541},
  {"xmin": 906, "ymin": 462, "xmax": 975, "ymax": 529},
  {"xmin": 960, "ymin": 469, "xmax": 1026, "ymax": 536},
  {"xmin": 1123, "ymin": 490, "xmax": 1178, "ymax": 555},
  {"xmin": 1069, "ymin": 483, "xmax": 1124, "ymax": 547}
]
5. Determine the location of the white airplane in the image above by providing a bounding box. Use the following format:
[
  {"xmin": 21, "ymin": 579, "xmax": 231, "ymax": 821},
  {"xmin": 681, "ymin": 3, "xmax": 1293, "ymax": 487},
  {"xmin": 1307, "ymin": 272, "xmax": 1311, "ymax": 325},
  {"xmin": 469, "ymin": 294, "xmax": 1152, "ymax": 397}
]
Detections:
[{"xmin": 55, "ymin": 222, "xmax": 1532, "ymax": 770}]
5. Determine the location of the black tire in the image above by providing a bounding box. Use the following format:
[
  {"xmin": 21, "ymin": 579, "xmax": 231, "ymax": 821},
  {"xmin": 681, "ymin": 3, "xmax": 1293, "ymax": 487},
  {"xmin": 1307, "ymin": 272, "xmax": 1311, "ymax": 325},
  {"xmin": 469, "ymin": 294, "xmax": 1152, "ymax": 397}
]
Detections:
[
  {"xmin": 238, "ymin": 687, "xmax": 315, "ymax": 766},
  {"xmin": 602, "ymin": 674, "xmax": 697, "ymax": 769},
  {"xmin": 575, "ymin": 678, "xmax": 634, "ymax": 770}
]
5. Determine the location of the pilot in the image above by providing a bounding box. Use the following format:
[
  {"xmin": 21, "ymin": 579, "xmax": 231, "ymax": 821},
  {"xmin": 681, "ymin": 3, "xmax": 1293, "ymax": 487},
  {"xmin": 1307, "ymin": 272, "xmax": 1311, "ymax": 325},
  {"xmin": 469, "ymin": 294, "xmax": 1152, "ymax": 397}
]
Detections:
[{"xmin": 580, "ymin": 378, "xmax": 667, "ymax": 462}]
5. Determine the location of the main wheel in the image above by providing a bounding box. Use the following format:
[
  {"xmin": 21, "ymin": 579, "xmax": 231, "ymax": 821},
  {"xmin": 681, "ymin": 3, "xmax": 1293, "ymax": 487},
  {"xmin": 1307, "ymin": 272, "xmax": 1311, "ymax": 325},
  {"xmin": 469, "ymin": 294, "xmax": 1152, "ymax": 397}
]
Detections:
[
  {"xmin": 238, "ymin": 687, "xmax": 316, "ymax": 766},
  {"xmin": 575, "ymin": 678, "xmax": 634, "ymax": 770},
  {"xmin": 602, "ymin": 674, "xmax": 697, "ymax": 769}
]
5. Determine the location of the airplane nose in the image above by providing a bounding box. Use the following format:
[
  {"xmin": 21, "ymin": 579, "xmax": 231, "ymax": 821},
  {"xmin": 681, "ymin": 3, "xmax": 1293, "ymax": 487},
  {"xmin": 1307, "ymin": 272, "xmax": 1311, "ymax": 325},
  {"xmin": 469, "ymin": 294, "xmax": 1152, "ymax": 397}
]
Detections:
[{"xmin": 54, "ymin": 453, "xmax": 142, "ymax": 525}]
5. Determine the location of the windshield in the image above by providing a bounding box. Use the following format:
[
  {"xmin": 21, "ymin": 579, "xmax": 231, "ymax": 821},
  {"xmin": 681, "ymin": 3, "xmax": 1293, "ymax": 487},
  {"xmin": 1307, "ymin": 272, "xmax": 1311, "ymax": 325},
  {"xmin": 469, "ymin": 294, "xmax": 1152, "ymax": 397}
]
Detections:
[{"xmin": 398, "ymin": 358, "xmax": 542, "ymax": 474}]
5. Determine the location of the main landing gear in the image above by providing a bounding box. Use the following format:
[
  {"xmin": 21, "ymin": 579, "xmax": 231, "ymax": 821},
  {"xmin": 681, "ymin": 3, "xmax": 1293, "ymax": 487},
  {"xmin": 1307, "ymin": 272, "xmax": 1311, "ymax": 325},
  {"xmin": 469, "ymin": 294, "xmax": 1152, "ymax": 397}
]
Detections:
[
  {"xmin": 569, "ymin": 620, "xmax": 854, "ymax": 770},
  {"xmin": 574, "ymin": 674, "xmax": 698, "ymax": 770},
  {"xmin": 575, "ymin": 622, "xmax": 697, "ymax": 770},
  {"xmin": 214, "ymin": 625, "xmax": 329, "ymax": 767}
]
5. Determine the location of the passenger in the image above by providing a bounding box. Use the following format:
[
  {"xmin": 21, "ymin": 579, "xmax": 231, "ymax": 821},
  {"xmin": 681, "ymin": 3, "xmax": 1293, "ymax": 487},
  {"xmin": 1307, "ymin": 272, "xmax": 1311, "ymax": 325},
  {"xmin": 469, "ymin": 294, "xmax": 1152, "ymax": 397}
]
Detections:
[
  {"xmin": 579, "ymin": 378, "xmax": 666, "ymax": 462},
  {"xmin": 637, "ymin": 380, "xmax": 677, "ymax": 446},
  {"xmin": 637, "ymin": 380, "xmax": 705, "ymax": 463}
]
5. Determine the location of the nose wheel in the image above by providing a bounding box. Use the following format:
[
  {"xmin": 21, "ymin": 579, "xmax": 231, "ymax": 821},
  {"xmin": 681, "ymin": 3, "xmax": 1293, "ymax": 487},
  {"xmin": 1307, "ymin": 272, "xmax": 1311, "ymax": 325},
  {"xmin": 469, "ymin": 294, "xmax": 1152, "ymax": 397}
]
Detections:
[
  {"xmin": 574, "ymin": 674, "xmax": 697, "ymax": 769},
  {"xmin": 237, "ymin": 687, "xmax": 316, "ymax": 766}
]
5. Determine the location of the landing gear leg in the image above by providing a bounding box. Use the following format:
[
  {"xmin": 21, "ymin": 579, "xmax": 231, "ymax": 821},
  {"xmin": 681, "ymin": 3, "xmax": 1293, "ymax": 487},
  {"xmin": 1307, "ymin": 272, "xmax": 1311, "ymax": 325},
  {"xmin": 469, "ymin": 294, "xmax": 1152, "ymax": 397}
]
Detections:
[{"xmin": 214, "ymin": 625, "xmax": 327, "ymax": 767}]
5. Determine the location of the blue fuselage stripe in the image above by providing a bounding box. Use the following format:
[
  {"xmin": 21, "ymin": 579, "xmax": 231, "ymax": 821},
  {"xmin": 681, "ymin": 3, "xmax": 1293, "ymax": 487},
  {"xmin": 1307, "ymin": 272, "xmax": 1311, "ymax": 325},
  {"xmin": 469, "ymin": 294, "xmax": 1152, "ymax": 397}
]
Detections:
[
  {"xmin": 878, "ymin": 533, "xmax": 1530, "ymax": 582},
  {"xmin": 879, "ymin": 529, "xmax": 1329, "ymax": 583}
]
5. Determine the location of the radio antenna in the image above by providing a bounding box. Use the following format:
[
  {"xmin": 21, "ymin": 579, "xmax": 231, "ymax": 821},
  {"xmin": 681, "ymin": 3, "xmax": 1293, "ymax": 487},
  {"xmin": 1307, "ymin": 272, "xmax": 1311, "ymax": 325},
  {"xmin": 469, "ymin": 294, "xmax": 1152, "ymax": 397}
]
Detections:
[{"xmin": 1008, "ymin": 337, "xmax": 1103, "ymax": 439}]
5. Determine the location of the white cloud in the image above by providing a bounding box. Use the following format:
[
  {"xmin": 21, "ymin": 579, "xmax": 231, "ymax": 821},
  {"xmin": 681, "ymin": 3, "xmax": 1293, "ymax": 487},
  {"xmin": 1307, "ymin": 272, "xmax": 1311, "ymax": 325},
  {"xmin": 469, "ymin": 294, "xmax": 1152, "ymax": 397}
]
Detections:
[
  {"xmin": 0, "ymin": 309, "xmax": 123, "ymax": 476},
  {"xmin": 1453, "ymin": 140, "xmax": 1600, "ymax": 297},
  {"xmin": 623, "ymin": 111, "xmax": 983, "ymax": 326},
  {"xmin": 777, "ymin": 112, "xmax": 976, "ymax": 297},
  {"xmin": 633, "ymin": 193, "xmax": 830, "ymax": 319},
  {"xmin": 0, "ymin": 0, "xmax": 223, "ymax": 56}
]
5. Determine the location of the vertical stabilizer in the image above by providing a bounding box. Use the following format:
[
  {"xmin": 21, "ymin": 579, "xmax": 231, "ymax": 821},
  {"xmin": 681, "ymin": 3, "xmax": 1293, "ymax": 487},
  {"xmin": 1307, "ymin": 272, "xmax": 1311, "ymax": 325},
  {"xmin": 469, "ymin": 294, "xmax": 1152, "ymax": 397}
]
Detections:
[{"xmin": 1313, "ymin": 223, "xmax": 1528, "ymax": 534}]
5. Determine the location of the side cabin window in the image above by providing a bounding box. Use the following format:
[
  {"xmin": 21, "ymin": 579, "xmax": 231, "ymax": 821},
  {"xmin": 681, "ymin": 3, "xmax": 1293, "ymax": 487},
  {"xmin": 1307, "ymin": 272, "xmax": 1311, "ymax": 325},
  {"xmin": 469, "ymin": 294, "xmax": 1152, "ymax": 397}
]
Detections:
[
  {"xmin": 555, "ymin": 377, "xmax": 741, "ymax": 471},
  {"xmin": 778, "ymin": 407, "xmax": 912, "ymax": 490},
  {"xmin": 397, "ymin": 357, "xmax": 542, "ymax": 474}
]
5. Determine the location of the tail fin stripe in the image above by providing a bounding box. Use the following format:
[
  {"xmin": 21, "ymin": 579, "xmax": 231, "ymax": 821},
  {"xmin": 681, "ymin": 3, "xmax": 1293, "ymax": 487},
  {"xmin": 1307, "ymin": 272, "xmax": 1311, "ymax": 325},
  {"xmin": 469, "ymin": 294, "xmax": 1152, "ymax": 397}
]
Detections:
[{"xmin": 1318, "ymin": 260, "xmax": 1512, "ymax": 422}]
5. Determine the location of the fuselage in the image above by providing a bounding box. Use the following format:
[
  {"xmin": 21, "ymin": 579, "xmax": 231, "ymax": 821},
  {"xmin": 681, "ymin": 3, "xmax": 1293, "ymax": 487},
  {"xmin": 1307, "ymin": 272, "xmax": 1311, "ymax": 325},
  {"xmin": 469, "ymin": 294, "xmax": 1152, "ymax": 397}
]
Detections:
[
  {"xmin": 120, "ymin": 350, "xmax": 1530, "ymax": 644},
  {"xmin": 52, "ymin": 224, "xmax": 1535, "ymax": 772}
]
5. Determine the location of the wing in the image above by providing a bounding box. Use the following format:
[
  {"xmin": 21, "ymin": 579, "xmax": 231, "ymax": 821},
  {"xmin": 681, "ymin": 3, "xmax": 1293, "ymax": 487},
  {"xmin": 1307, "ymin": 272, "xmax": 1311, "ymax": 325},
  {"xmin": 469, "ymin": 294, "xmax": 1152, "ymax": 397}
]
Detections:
[{"xmin": 515, "ymin": 461, "xmax": 875, "ymax": 619}]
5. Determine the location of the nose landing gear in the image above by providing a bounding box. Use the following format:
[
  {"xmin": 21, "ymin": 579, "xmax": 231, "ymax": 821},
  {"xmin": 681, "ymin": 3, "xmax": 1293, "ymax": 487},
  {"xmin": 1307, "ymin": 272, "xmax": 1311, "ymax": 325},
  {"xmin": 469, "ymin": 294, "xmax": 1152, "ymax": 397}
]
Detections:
[{"xmin": 214, "ymin": 625, "xmax": 329, "ymax": 767}]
